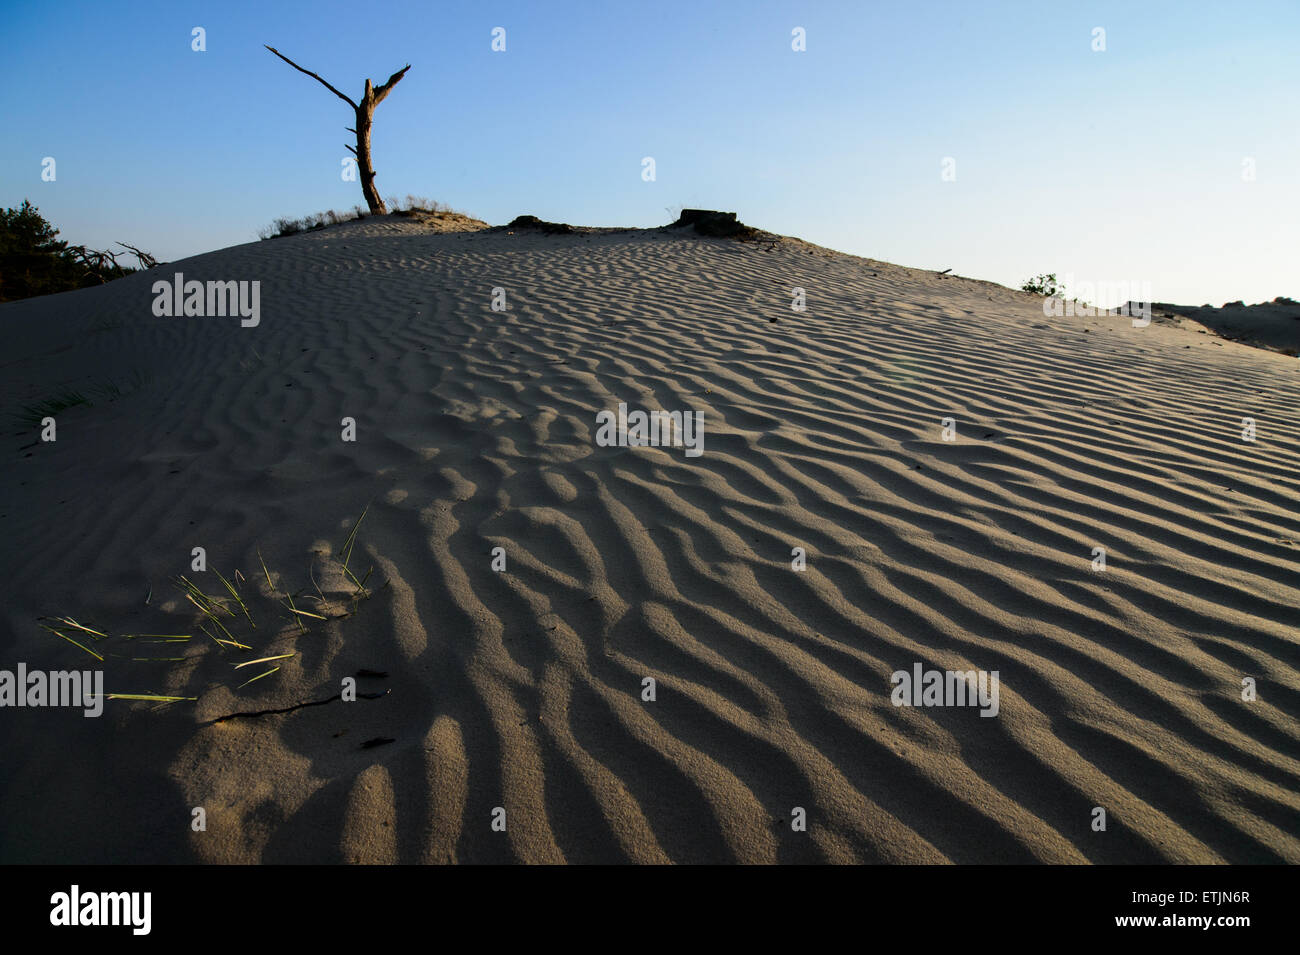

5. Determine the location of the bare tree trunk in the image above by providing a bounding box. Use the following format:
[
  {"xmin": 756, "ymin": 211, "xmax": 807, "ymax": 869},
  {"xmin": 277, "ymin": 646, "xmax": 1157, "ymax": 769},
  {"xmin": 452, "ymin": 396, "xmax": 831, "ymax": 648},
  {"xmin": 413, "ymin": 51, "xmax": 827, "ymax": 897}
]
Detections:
[
  {"xmin": 355, "ymin": 83, "xmax": 384, "ymax": 214},
  {"xmin": 265, "ymin": 47, "xmax": 410, "ymax": 216}
]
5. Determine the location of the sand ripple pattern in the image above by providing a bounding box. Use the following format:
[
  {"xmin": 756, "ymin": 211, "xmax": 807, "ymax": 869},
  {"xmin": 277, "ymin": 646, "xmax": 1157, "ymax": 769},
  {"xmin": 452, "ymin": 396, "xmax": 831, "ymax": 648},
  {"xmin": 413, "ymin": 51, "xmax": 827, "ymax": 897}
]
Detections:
[{"xmin": 1, "ymin": 219, "xmax": 1296, "ymax": 863}]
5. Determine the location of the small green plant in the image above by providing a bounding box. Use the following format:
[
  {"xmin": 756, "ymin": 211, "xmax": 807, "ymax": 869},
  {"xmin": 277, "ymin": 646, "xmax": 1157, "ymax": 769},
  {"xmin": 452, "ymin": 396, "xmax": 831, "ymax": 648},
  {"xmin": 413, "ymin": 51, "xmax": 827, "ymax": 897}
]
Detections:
[
  {"xmin": 1021, "ymin": 273, "xmax": 1064, "ymax": 297},
  {"xmin": 15, "ymin": 370, "xmax": 151, "ymax": 427},
  {"xmin": 36, "ymin": 505, "xmax": 388, "ymax": 710}
]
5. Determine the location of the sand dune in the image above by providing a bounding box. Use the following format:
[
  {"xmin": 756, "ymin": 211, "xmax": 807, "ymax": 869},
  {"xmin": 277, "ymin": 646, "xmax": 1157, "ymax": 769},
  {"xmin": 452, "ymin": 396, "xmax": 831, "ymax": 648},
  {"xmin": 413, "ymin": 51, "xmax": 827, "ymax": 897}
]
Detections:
[
  {"xmin": 1128, "ymin": 299, "xmax": 1300, "ymax": 355},
  {"xmin": 1, "ymin": 215, "xmax": 1297, "ymax": 864}
]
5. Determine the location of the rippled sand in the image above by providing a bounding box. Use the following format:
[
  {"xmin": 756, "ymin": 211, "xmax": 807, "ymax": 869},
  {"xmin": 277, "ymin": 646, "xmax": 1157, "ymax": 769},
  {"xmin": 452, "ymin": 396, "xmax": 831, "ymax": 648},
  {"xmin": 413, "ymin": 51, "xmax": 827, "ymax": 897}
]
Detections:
[{"xmin": 1, "ymin": 215, "xmax": 1297, "ymax": 863}]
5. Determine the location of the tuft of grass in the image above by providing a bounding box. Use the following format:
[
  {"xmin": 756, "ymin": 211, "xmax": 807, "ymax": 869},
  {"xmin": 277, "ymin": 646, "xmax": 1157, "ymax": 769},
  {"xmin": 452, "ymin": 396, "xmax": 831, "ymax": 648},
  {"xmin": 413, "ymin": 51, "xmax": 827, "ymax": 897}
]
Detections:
[
  {"xmin": 213, "ymin": 567, "xmax": 254, "ymax": 629},
  {"xmin": 260, "ymin": 548, "xmax": 306, "ymax": 633},
  {"xmin": 16, "ymin": 372, "xmax": 151, "ymax": 427},
  {"xmin": 38, "ymin": 508, "xmax": 390, "ymax": 711},
  {"xmin": 338, "ymin": 503, "xmax": 371, "ymax": 570},
  {"xmin": 284, "ymin": 591, "xmax": 309, "ymax": 632},
  {"xmin": 388, "ymin": 195, "xmax": 464, "ymax": 216},
  {"xmin": 257, "ymin": 205, "xmax": 372, "ymax": 240},
  {"xmin": 19, "ymin": 389, "xmax": 90, "ymax": 426},
  {"xmin": 258, "ymin": 198, "xmax": 466, "ymax": 239},
  {"xmin": 342, "ymin": 563, "xmax": 373, "ymax": 600},
  {"xmin": 176, "ymin": 575, "xmax": 232, "ymax": 617},
  {"xmin": 90, "ymin": 369, "xmax": 151, "ymax": 402}
]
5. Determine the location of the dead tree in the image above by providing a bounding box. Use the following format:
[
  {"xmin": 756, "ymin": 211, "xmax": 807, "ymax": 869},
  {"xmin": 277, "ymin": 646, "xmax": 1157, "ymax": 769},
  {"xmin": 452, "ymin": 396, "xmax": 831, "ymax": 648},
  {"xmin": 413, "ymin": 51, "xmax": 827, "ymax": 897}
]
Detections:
[
  {"xmin": 116, "ymin": 241, "xmax": 159, "ymax": 269},
  {"xmin": 265, "ymin": 46, "xmax": 410, "ymax": 215}
]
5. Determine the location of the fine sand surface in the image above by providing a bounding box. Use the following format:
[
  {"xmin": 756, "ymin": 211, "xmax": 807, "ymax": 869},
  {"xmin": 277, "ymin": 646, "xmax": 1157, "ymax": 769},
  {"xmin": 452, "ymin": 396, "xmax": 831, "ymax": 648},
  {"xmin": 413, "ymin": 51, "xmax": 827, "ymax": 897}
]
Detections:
[{"xmin": 1, "ymin": 215, "xmax": 1298, "ymax": 864}]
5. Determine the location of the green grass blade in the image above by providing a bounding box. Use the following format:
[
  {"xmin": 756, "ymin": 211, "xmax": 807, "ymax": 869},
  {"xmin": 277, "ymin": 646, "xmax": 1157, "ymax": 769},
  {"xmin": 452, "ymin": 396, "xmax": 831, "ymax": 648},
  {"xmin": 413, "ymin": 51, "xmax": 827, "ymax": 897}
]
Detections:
[
  {"xmin": 284, "ymin": 590, "xmax": 307, "ymax": 633},
  {"xmin": 40, "ymin": 616, "xmax": 108, "ymax": 639},
  {"xmin": 337, "ymin": 503, "xmax": 371, "ymax": 569},
  {"xmin": 233, "ymin": 653, "xmax": 296, "ymax": 670},
  {"xmin": 214, "ymin": 567, "xmax": 254, "ymax": 628},
  {"xmin": 341, "ymin": 562, "xmax": 370, "ymax": 597},
  {"xmin": 40, "ymin": 625, "xmax": 104, "ymax": 661},
  {"xmin": 257, "ymin": 549, "xmax": 276, "ymax": 594},
  {"xmin": 237, "ymin": 666, "xmax": 280, "ymax": 688},
  {"xmin": 284, "ymin": 605, "xmax": 326, "ymax": 620}
]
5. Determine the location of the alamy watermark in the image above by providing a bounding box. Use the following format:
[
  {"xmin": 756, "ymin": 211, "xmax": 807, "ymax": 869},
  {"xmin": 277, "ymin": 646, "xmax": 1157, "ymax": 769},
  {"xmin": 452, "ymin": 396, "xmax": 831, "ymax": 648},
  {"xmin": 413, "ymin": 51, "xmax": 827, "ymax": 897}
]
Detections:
[
  {"xmin": 0, "ymin": 664, "xmax": 103, "ymax": 717},
  {"xmin": 1042, "ymin": 273, "xmax": 1153, "ymax": 326},
  {"xmin": 50, "ymin": 885, "xmax": 151, "ymax": 935},
  {"xmin": 595, "ymin": 402, "xmax": 704, "ymax": 457},
  {"xmin": 891, "ymin": 663, "xmax": 1000, "ymax": 717},
  {"xmin": 151, "ymin": 272, "xmax": 260, "ymax": 327}
]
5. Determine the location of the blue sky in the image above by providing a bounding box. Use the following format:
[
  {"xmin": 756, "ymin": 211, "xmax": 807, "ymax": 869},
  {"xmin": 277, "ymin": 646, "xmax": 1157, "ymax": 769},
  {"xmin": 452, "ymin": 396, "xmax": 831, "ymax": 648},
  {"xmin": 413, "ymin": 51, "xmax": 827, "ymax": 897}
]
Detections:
[{"xmin": 3, "ymin": 0, "xmax": 1296, "ymax": 306}]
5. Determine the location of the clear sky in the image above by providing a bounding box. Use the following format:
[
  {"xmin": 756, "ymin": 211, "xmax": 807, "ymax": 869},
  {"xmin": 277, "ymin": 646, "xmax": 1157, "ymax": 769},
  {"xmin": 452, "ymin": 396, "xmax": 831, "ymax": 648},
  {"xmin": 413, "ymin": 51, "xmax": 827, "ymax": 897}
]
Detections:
[{"xmin": 3, "ymin": 0, "xmax": 1296, "ymax": 306}]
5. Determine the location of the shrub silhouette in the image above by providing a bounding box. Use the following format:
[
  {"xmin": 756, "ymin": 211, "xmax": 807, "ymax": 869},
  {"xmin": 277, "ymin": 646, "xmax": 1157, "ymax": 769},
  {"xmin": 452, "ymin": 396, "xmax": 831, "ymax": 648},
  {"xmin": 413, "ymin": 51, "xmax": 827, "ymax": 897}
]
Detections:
[
  {"xmin": 0, "ymin": 200, "xmax": 150, "ymax": 303},
  {"xmin": 1020, "ymin": 273, "xmax": 1064, "ymax": 297}
]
